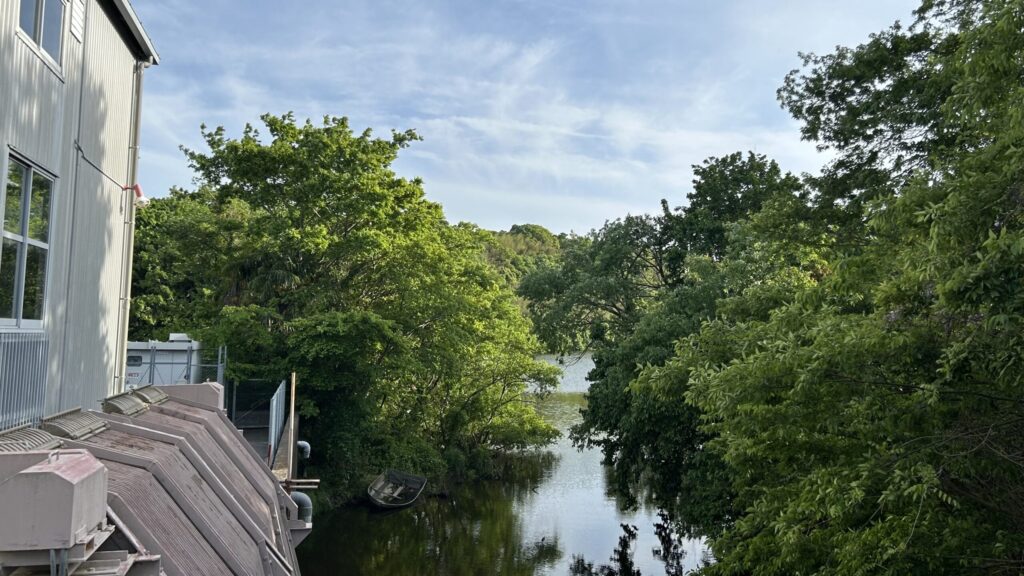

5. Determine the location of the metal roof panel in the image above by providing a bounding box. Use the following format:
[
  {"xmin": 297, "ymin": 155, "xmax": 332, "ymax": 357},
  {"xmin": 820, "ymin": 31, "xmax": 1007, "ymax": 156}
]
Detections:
[
  {"xmin": 41, "ymin": 411, "xmax": 108, "ymax": 440},
  {"xmin": 0, "ymin": 427, "xmax": 60, "ymax": 452}
]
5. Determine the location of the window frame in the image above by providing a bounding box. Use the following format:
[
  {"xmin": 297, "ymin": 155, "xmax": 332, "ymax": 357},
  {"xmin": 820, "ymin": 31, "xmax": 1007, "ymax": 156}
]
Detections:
[
  {"xmin": 15, "ymin": 0, "xmax": 67, "ymax": 69},
  {"xmin": 1, "ymin": 153, "xmax": 55, "ymax": 330}
]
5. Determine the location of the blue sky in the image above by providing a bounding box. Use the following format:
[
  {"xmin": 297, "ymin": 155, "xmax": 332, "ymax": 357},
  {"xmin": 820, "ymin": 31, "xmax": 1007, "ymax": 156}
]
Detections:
[{"xmin": 132, "ymin": 0, "xmax": 918, "ymax": 234}]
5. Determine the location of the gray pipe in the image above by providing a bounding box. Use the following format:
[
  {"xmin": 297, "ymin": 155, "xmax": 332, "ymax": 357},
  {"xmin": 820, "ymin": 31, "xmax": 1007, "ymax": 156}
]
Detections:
[{"xmin": 290, "ymin": 491, "xmax": 313, "ymax": 523}]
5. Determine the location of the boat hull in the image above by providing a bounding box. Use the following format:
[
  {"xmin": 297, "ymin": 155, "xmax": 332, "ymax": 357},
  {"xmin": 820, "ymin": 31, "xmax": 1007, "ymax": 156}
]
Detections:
[{"xmin": 367, "ymin": 470, "xmax": 427, "ymax": 508}]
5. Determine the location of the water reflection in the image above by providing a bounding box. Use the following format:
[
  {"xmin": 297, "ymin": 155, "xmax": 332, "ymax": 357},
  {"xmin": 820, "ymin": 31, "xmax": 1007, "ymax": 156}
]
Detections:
[
  {"xmin": 299, "ymin": 455, "xmax": 564, "ymax": 575},
  {"xmin": 297, "ymin": 354, "xmax": 704, "ymax": 575}
]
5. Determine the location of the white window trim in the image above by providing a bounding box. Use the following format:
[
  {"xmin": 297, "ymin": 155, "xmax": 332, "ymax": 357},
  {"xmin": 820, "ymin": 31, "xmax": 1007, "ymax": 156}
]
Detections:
[
  {"xmin": 0, "ymin": 152, "xmax": 55, "ymax": 331},
  {"xmin": 13, "ymin": 0, "xmax": 69, "ymax": 79}
]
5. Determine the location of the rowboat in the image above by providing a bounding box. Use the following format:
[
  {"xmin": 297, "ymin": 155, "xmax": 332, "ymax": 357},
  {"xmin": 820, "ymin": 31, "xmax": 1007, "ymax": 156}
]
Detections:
[{"xmin": 367, "ymin": 470, "xmax": 427, "ymax": 508}]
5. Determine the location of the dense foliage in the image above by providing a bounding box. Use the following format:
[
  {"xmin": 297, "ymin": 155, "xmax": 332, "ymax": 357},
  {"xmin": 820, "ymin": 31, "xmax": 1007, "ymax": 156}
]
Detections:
[
  {"xmin": 130, "ymin": 115, "xmax": 558, "ymax": 501},
  {"xmin": 483, "ymin": 224, "xmax": 572, "ymax": 285},
  {"xmin": 521, "ymin": 1, "xmax": 1024, "ymax": 573}
]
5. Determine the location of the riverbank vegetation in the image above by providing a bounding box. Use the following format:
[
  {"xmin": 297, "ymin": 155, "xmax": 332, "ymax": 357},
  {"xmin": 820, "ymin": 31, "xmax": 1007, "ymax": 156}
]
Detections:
[
  {"xmin": 128, "ymin": 115, "xmax": 559, "ymax": 503},
  {"xmin": 126, "ymin": 0, "xmax": 1024, "ymax": 569},
  {"xmin": 520, "ymin": 1, "xmax": 1024, "ymax": 573}
]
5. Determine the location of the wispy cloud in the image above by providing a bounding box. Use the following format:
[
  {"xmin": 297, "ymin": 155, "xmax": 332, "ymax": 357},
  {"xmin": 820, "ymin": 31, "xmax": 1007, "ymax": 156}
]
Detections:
[{"xmin": 133, "ymin": 0, "xmax": 918, "ymax": 233}]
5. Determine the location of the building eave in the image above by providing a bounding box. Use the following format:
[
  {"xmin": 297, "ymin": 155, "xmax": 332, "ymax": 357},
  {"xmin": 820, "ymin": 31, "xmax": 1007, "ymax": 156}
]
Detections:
[{"xmin": 111, "ymin": 0, "xmax": 160, "ymax": 64}]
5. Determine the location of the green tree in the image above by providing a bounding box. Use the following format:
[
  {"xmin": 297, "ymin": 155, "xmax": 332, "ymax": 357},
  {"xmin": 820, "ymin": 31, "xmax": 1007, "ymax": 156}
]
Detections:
[
  {"xmin": 484, "ymin": 223, "xmax": 566, "ymax": 286},
  {"xmin": 519, "ymin": 153, "xmax": 805, "ymax": 538},
  {"xmin": 131, "ymin": 114, "xmax": 558, "ymax": 500},
  {"xmin": 622, "ymin": 1, "xmax": 1024, "ymax": 573}
]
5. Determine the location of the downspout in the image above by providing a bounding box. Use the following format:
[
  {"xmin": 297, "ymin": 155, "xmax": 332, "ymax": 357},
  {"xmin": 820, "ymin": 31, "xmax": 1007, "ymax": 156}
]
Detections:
[{"xmin": 113, "ymin": 57, "xmax": 151, "ymax": 393}]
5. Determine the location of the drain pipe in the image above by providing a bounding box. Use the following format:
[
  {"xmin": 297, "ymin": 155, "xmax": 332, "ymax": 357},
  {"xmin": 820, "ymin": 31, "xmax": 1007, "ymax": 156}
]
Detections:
[{"xmin": 113, "ymin": 56, "xmax": 153, "ymax": 394}]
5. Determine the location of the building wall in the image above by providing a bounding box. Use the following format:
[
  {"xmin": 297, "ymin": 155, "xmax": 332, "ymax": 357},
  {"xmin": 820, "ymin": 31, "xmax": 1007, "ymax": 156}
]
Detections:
[{"xmin": 0, "ymin": 0, "xmax": 143, "ymax": 426}]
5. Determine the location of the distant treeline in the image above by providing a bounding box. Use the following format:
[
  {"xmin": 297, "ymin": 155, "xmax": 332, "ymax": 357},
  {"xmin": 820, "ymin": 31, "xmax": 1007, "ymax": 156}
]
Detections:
[{"xmin": 513, "ymin": 1, "xmax": 1024, "ymax": 573}]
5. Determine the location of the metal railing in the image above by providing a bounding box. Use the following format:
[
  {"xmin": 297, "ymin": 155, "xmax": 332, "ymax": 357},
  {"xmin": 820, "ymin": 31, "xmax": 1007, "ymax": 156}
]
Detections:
[
  {"xmin": 0, "ymin": 332, "xmax": 49, "ymax": 431},
  {"xmin": 267, "ymin": 380, "xmax": 287, "ymax": 465}
]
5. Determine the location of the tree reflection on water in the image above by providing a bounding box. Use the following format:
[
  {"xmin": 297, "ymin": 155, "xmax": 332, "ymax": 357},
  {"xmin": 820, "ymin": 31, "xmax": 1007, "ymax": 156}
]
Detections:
[
  {"xmin": 569, "ymin": 512, "xmax": 698, "ymax": 576},
  {"xmin": 297, "ymin": 388, "xmax": 706, "ymax": 575},
  {"xmin": 298, "ymin": 451, "xmax": 562, "ymax": 576}
]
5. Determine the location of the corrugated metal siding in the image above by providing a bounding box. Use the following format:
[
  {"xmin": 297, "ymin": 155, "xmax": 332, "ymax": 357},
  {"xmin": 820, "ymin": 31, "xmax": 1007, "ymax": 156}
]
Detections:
[
  {"xmin": 0, "ymin": 332, "xmax": 48, "ymax": 430},
  {"xmin": 104, "ymin": 460, "xmax": 235, "ymax": 576},
  {"xmin": 0, "ymin": 8, "xmax": 65, "ymax": 172},
  {"xmin": 57, "ymin": 169, "xmax": 129, "ymax": 412},
  {"xmin": 54, "ymin": 0, "xmax": 136, "ymax": 412},
  {"xmin": 44, "ymin": 0, "xmax": 87, "ymax": 414},
  {"xmin": 0, "ymin": 0, "xmax": 139, "ymax": 418},
  {"xmin": 78, "ymin": 0, "xmax": 135, "ymax": 181}
]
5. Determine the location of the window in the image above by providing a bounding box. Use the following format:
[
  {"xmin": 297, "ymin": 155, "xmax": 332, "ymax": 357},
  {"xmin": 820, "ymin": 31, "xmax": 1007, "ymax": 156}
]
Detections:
[
  {"xmin": 1, "ymin": 157, "xmax": 52, "ymax": 327},
  {"xmin": 126, "ymin": 355, "xmax": 144, "ymax": 367},
  {"xmin": 19, "ymin": 0, "xmax": 64, "ymax": 63}
]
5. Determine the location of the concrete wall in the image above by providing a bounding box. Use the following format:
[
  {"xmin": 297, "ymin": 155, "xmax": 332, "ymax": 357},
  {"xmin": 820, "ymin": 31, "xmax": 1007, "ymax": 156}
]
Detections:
[{"xmin": 0, "ymin": 0, "xmax": 146, "ymax": 423}]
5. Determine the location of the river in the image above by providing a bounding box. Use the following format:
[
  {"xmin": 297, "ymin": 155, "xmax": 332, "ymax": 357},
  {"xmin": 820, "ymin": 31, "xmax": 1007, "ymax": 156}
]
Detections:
[{"xmin": 297, "ymin": 353, "xmax": 705, "ymax": 575}]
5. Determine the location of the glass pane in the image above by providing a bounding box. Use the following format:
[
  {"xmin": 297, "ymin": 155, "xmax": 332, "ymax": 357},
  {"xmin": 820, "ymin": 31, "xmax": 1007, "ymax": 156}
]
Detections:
[
  {"xmin": 0, "ymin": 239, "xmax": 19, "ymax": 320},
  {"xmin": 5, "ymin": 161, "xmax": 26, "ymax": 235},
  {"xmin": 29, "ymin": 173, "xmax": 51, "ymax": 242},
  {"xmin": 41, "ymin": 0, "xmax": 63, "ymax": 61},
  {"xmin": 19, "ymin": 0, "xmax": 38, "ymax": 37},
  {"xmin": 22, "ymin": 244, "xmax": 47, "ymax": 320}
]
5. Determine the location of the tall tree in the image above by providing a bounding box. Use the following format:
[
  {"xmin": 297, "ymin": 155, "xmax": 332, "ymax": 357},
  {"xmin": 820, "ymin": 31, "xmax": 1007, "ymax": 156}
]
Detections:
[{"xmin": 131, "ymin": 114, "xmax": 559, "ymax": 499}]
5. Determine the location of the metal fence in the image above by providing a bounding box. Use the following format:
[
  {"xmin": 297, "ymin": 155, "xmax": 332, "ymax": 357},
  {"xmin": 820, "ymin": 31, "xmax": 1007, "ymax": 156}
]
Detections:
[
  {"xmin": 125, "ymin": 345, "xmax": 226, "ymax": 388},
  {"xmin": 267, "ymin": 380, "xmax": 287, "ymax": 465},
  {"xmin": 0, "ymin": 332, "xmax": 49, "ymax": 431}
]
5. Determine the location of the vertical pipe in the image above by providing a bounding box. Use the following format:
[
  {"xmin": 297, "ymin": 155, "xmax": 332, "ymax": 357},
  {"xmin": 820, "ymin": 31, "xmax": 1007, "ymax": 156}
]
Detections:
[
  {"xmin": 288, "ymin": 372, "xmax": 297, "ymax": 480},
  {"xmin": 148, "ymin": 342, "xmax": 155, "ymax": 386},
  {"xmin": 114, "ymin": 57, "xmax": 149, "ymax": 394}
]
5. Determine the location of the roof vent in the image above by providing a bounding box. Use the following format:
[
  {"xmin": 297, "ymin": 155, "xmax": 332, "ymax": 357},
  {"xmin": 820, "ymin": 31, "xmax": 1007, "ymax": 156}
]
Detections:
[
  {"xmin": 0, "ymin": 427, "xmax": 61, "ymax": 452},
  {"xmin": 167, "ymin": 333, "xmax": 191, "ymax": 342},
  {"xmin": 103, "ymin": 395, "xmax": 148, "ymax": 417},
  {"xmin": 133, "ymin": 385, "xmax": 169, "ymax": 405},
  {"xmin": 42, "ymin": 411, "xmax": 108, "ymax": 440}
]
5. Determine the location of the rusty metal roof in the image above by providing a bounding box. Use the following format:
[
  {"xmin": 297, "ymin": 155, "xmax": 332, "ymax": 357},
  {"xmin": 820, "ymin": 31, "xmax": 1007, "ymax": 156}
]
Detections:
[
  {"xmin": 11, "ymin": 396, "xmax": 302, "ymax": 575},
  {"xmin": 0, "ymin": 387, "xmax": 301, "ymax": 569},
  {"xmin": 148, "ymin": 400, "xmax": 301, "ymax": 571},
  {"xmin": 105, "ymin": 460, "xmax": 233, "ymax": 576},
  {"xmin": 73, "ymin": 428, "xmax": 266, "ymax": 576},
  {"xmin": 133, "ymin": 409, "xmax": 275, "ymax": 538},
  {"xmin": 155, "ymin": 401, "xmax": 279, "ymax": 496}
]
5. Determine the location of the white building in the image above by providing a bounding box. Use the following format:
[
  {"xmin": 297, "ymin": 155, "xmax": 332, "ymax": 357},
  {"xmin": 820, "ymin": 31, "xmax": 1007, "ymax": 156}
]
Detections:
[
  {"xmin": 0, "ymin": 0, "xmax": 157, "ymax": 430},
  {"xmin": 0, "ymin": 4, "xmax": 312, "ymax": 573}
]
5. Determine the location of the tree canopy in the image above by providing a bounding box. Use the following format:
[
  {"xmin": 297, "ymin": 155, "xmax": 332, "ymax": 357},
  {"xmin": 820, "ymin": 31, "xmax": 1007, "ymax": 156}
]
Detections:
[
  {"xmin": 521, "ymin": 0, "xmax": 1024, "ymax": 573},
  {"xmin": 131, "ymin": 114, "xmax": 558, "ymax": 500}
]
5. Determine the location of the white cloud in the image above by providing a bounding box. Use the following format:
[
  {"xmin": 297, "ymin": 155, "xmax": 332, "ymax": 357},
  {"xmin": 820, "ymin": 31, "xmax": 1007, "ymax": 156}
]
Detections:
[{"xmin": 133, "ymin": 0, "xmax": 918, "ymax": 233}]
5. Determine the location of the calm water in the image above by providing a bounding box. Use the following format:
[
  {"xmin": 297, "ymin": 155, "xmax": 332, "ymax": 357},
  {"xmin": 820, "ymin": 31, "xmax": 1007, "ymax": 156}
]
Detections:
[{"xmin": 297, "ymin": 353, "xmax": 704, "ymax": 575}]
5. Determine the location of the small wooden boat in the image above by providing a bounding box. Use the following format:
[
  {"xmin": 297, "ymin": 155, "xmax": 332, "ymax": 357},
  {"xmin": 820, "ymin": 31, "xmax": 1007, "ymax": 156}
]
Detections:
[{"xmin": 368, "ymin": 470, "xmax": 427, "ymax": 508}]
